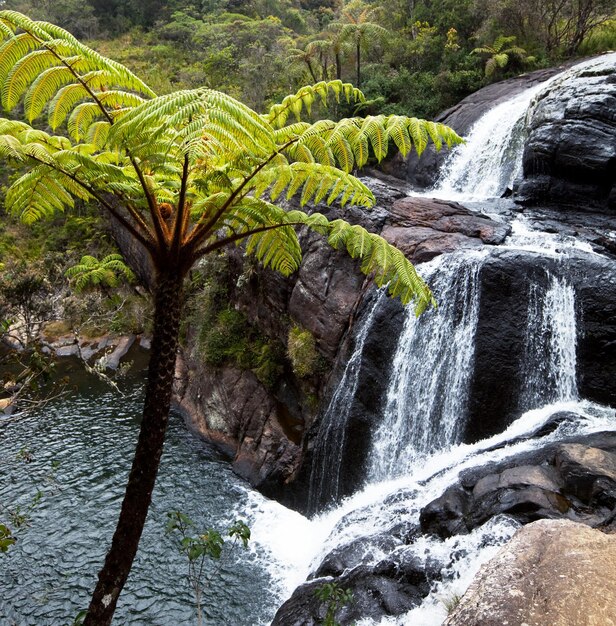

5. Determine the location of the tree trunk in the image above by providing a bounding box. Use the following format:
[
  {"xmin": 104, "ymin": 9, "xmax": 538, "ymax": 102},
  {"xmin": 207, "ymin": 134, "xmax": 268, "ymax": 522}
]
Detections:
[
  {"xmin": 356, "ymin": 40, "xmax": 361, "ymax": 88},
  {"xmin": 84, "ymin": 268, "xmax": 185, "ymax": 626}
]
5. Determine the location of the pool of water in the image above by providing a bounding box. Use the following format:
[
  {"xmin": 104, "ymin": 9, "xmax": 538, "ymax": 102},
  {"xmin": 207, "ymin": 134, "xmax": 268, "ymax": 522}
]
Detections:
[{"xmin": 0, "ymin": 357, "xmax": 277, "ymax": 625}]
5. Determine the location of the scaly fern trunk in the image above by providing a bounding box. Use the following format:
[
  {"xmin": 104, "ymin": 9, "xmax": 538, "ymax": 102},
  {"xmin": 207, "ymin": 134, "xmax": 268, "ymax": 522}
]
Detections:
[
  {"xmin": 84, "ymin": 268, "xmax": 185, "ymax": 626},
  {"xmin": 356, "ymin": 40, "xmax": 361, "ymax": 89}
]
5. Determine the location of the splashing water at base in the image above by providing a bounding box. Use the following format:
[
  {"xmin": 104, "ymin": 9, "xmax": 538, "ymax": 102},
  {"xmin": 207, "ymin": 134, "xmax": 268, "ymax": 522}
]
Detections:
[{"xmin": 248, "ymin": 400, "xmax": 615, "ymax": 624}]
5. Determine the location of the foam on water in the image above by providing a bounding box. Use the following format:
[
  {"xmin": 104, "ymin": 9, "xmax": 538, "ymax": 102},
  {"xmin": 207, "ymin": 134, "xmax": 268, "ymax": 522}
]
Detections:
[{"xmin": 248, "ymin": 400, "xmax": 615, "ymax": 622}]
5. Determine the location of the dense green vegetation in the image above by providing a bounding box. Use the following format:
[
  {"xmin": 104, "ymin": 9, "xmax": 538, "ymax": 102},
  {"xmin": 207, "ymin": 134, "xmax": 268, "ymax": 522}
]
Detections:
[
  {"xmin": 0, "ymin": 0, "xmax": 612, "ymax": 308},
  {"xmin": 1, "ymin": 0, "xmax": 611, "ymax": 333},
  {"xmin": 2, "ymin": 0, "xmax": 613, "ymax": 118}
]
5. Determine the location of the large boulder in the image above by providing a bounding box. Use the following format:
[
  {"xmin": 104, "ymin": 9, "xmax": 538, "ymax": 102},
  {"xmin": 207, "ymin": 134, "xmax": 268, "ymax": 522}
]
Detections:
[
  {"xmin": 517, "ymin": 53, "xmax": 616, "ymax": 211},
  {"xmin": 444, "ymin": 519, "xmax": 616, "ymax": 626}
]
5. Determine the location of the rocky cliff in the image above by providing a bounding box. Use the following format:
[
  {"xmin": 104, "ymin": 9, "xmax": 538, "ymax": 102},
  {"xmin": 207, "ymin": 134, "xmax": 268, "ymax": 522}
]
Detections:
[{"xmin": 171, "ymin": 177, "xmax": 510, "ymax": 503}]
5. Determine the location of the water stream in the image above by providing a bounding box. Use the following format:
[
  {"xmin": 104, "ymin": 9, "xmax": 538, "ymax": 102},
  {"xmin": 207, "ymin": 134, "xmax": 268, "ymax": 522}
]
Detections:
[
  {"xmin": 254, "ymin": 52, "xmax": 616, "ymax": 625},
  {"xmin": 0, "ymin": 361, "xmax": 277, "ymax": 625},
  {"xmin": 368, "ymin": 251, "xmax": 486, "ymax": 481}
]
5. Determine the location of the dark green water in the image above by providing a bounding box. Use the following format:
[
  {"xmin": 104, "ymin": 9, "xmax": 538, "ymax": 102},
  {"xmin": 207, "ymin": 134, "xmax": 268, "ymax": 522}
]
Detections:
[{"xmin": 0, "ymin": 358, "xmax": 276, "ymax": 625}]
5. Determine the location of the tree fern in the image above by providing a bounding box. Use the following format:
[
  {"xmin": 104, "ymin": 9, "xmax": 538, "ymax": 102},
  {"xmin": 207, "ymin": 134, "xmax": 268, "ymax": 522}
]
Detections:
[
  {"xmin": 0, "ymin": 14, "xmax": 463, "ymax": 621},
  {"xmin": 65, "ymin": 254, "xmax": 135, "ymax": 292}
]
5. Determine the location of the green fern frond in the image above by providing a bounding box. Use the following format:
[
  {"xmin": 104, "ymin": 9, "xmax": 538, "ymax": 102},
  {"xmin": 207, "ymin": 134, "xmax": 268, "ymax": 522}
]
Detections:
[
  {"xmin": 65, "ymin": 253, "xmax": 135, "ymax": 292},
  {"xmin": 67, "ymin": 102, "xmax": 103, "ymax": 140},
  {"xmin": 265, "ymin": 80, "xmax": 365, "ymax": 129},
  {"xmin": 25, "ymin": 66, "xmax": 77, "ymax": 121},
  {"xmin": 0, "ymin": 10, "xmax": 155, "ymax": 130},
  {"xmin": 323, "ymin": 218, "xmax": 433, "ymax": 311},
  {"xmin": 48, "ymin": 82, "xmax": 89, "ymax": 128},
  {"xmin": 108, "ymin": 89, "xmax": 276, "ymax": 158},
  {"xmin": 6, "ymin": 165, "xmax": 74, "ymax": 223},
  {"xmin": 386, "ymin": 116, "xmax": 412, "ymax": 156},
  {"xmin": 407, "ymin": 117, "xmax": 430, "ymax": 156}
]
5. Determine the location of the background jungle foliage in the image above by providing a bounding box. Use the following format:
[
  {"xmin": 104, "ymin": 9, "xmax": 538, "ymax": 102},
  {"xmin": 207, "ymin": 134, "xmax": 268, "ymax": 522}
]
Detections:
[{"xmin": 0, "ymin": 0, "xmax": 613, "ymax": 115}]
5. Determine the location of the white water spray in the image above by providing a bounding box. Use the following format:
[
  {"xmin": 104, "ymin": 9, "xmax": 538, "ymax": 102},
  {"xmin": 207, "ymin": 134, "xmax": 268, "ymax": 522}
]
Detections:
[{"xmin": 429, "ymin": 53, "xmax": 616, "ymax": 202}]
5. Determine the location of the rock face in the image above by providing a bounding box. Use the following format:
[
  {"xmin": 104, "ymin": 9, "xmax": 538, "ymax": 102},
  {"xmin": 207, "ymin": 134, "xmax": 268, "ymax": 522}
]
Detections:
[
  {"xmin": 444, "ymin": 519, "xmax": 616, "ymax": 626},
  {"xmin": 464, "ymin": 247, "xmax": 616, "ymax": 442},
  {"xmin": 380, "ymin": 195, "xmax": 510, "ymax": 262},
  {"xmin": 517, "ymin": 54, "xmax": 616, "ymax": 211},
  {"xmin": 171, "ymin": 176, "xmax": 510, "ymax": 497}
]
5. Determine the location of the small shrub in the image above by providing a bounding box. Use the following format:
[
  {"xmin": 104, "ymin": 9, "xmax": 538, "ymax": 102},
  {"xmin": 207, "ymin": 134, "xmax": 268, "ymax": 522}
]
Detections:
[
  {"xmin": 314, "ymin": 582, "xmax": 354, "ymax": 626},
  {"xmin": 288, "ymin": 325, "xmax": 319, "ymax": 378},
  {"xmin": 442, "ymin": 592, "xmax": 462, "ymax": 614}
]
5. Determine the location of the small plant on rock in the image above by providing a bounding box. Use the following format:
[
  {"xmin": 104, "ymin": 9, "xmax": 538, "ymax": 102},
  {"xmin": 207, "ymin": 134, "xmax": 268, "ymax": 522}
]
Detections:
[
  {"xmin": 315, "ymin": 581, "xmax": 354, "ymax": 626},
  {"xmin": 288, "ymin": 325, "xmax": 320, "ymax": 378}
]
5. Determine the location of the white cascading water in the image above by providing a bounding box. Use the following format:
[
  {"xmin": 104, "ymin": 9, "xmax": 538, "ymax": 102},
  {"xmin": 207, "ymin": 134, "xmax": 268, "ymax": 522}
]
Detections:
[
  {"xmin": 246, "ymin": 400, "xmax": 615, "ymax": 626},
  {"xmin": 430, "ymin": 52, "xmax": 616, "ymax": 202},
  {"xmin": 430, "ymin": 83, "xmax": 546, "ymax": 200},
  {"xmin": 241, "ymin": 54, "xmax": 616, "ymax": 626},
  {"xmin": 520, "ymin": 275, "xmax": 578, "ymax": 409},
  {"xmin": 368, "ymin": 251, "xmax": 486, "ymax": 481},
  {"xmin": 308, "ymin": 290, "xmax": 386, "ymax": 510}
]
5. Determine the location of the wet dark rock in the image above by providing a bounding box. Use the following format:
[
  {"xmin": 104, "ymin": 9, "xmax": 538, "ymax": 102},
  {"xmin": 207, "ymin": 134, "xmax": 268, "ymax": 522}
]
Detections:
[
  {"xmin": 419, "ymin": 486, "xmax": 471, "ymax": 539},
  {"xmin": 517, "ymin": 55, "xmax": 616, "ymax": 211},
  {"xmin": 420, "ymin": 432, "xmax": 616, "ymax": 539},
  {"xmin": 311, "ymin": 533, "xmax": 401, "ymax": 579},
  {"xmin": 464, "ymin": 248, "xmax": 616, "ymax": 443},
  {"xmin": 555, "ymin": 443, "xmax": 616, "ymax": 509},
  {"xmin": 272, "ymin": 564, "xmax": 427, "ymax": 626}
]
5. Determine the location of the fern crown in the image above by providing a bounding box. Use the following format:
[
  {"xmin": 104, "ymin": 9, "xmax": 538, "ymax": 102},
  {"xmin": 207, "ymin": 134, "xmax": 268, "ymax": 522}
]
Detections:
[{"xmin": 0, "ymin": 10, "xmax": 463, "ymax": 312}]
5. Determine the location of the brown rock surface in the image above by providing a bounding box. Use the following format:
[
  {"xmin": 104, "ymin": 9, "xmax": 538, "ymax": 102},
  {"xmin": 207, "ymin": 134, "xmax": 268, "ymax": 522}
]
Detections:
[
  {"xmin": 381, "ymin": 196, "xmax": 510, "ymax": 263},
  {"xmin": 173, "ymin": 353, "xmax": 302, "ymax": 489},
  {"xmin": 444, "ymin": 519, "xmax": 616, "ymax": 626}
]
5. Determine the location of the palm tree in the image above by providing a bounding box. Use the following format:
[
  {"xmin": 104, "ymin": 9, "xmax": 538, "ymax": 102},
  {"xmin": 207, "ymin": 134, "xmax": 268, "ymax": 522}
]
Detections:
[
  {"xmin": 337, "ymin": 0, "xmax": 389, "ymax": 88},
  {"xmin": 0, "ymin": 10, "xmax": 461, "ymax": 625},
  {"xmin": 306, "ymin": 31, "xmax": 353, "ymax": 81},
  {"xmin": 472, "ymin": 35, "xmax": 533, "ymax": 78}
]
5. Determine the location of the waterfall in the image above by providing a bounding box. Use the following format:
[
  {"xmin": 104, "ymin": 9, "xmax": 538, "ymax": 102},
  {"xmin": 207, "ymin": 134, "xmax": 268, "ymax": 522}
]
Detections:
[
  {"xmin": 253, "ymin": 53, "xmax": 616, "ymax": 626},
  {"xmin": 431, "ymin": 84, "xmax": 545, "ymax": 200},
  {"xmin": 520, "ymin": 274, "xmax": 578, "ymax": 409},
  {"xmin": 429, "ymin": 53, "xmax": 616, "ymax": 202},
  {"xmin": 368, "ymin": 251, "xmax": 486, "ymax": 481},
  {"xmin": 308, "ymin": 290, "xmax": 386, "ymax": 511}
]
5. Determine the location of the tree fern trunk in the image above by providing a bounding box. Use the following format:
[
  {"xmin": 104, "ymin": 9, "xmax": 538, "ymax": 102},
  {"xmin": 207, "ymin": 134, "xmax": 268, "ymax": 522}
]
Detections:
[
  {"xmin": 84, "ymin": 269, "xmax": 184, "ymax": 626},
  {"xmin": 356, "ymin": 41, "xmax": 361, "ymax": 88}
]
